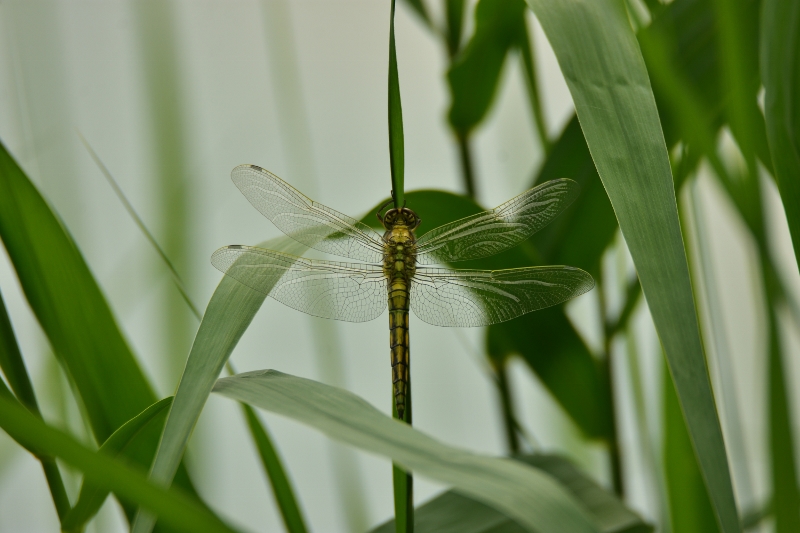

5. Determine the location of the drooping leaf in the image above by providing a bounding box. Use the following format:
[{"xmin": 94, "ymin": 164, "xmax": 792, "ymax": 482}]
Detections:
[
  {"xmin": 371, "ymin": 454, "xmax": 652, "ymax": 533},
  {"xmin": 62, "ymin": 397, "xmax": 174, "ymax": 530},
  {"xmin": 0, "ymin": 393, "xmax": 240, "ymax": 533},
  {"xmin": 524, "ymin": 0, "xmax": 740, "ymax": 531},
  {"xmin": 213, "ymin": 370, "xmax": 600, "ymax": 533},
  {"xmin": 761, "ymin": 0, "xmax": 800, "ymax": 276},
  {"xmin": 131, "ymin": 236, "xmax": 306, "ymax": 533}
]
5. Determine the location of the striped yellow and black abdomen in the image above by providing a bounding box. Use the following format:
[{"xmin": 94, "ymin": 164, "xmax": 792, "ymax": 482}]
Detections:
[
  {"xmin": 388, "ymin": 279, "xmax": 410, "ymax": 419},
  {"xmin": 382, "ymin": 222, "xmax": 417, "ymax": 421}
]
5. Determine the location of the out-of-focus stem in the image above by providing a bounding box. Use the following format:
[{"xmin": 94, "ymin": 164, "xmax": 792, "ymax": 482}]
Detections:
[
  {"xmin": 493, "ymin": 358, "xmax": 521, "ymax": 455},
  {"xmin": 518, "ymin": 18, "xmax": 551, "ymax": 154},
  {"xmin": 456, "ymin": 130, "xmax": 477, "ymax": 199}
]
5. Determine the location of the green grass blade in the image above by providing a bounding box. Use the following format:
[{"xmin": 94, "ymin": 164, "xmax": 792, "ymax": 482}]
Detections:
[
  {"xmin": 524, "ymin": 1, "xmax": 740, "ymax": 530},
  {"xmin": 131, "ymin": 236, "xmax": 306, "ymax": 533},
  {"xmin": 214, "ymin": 370, "xmax": 600, "ymax": 533},
  {"xmin": 444, "ymin": 0, "xmax": 466, "ymax": 57},
  {"xmin": 0, "ymin": 289, "xmax": 71, "ymax": 521},
  {"xmin": 62, "ymin": 397, "xmax": 174, "ymax": 530},
  {"xmin": 0, "ymin": 394, "xmax": 240, "ymax": 533},
  {"xmin": 240, "ymin": 402, "xmax": 308, "ymax": 533},
  {"xmin": 761, "ymin": 0, "xmax": 800, "ymax": 276},
  {"xmin": 372, "ymin": 454, "xmax": 653, "ymax": 533},
  {"xmin": 388, "ymin": 0, "xmax": 405, "ymax": 208}
]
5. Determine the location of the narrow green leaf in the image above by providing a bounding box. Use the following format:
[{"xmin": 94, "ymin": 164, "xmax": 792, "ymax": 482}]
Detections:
[
  {"xmin": 400, "ymin": 0, "xmax": 432, "ymax": 28},
  {"xmin": 214, "ymin": 370, "xmax": 600, "ymax": 533},
  {"xmin": 524, "ymin": 1, "xmax": 740, "ymax": 531},
  {"xmin": 388, "ymin": 0, "xmax": 405, "ymax": 208},
  {"xmin": 131, "ymin": 236, "xmax": 305, "ymax": 533},
  {"xmin": 0, "ymin": 394, "xmax": 240, "ymax": 533},
  {"xmin": 62, "ymin": 397, "xmax": 174, "ymax": 530},
  {"xmin": 0, "ymin": 288, "xmax": 71, "ymax": 521},
  {"xmin": 445, "ymin": 0, "xmax": 466, "ymax": 57},
  {"xmin": 371, "ymin": 454, "xmax": 652, "ymax": 533},
  {"xmin": 664, "ymin": 366, "xmax": 720, "ymax": 533},
  {"xmin": 761, "ymin": 0, "xmax": 800, "ymax": 276},
  {"xmin": 240, "ymin": 402, "xmax": 308, "ymax": 533}
]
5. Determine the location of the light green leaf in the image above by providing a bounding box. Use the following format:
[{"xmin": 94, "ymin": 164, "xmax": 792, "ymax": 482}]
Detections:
[
  {"xmin": 761, "ymin": 0, "xmax": 800, "ymax": 276},
  {"xmin": 0, "ymin": 393, "xmax": 240, "ymax": 533},
  {"xmin": 62, "ymin": 397, "xmax": 174, "ymax": 530},
  {"xmin": 131, "ymin": 236, "xmax": 306, "ymax": 533},
  {"xmin": 371, "ymin": 454, "xmax": 652, "ymax": 533},
  {"xmin": 523, "ymin": 0, "xmax": 739, "ymax": 531},
  {"xmin": 213, "ymin": 370, "xmax": 600, "ymax": 533}
]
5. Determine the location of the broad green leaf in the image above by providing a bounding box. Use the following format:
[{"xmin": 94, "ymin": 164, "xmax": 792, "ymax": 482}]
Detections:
[
  {"xmin": 388, "ymin": 0, "xmax": 405, "ymax": 208},
  {"xmin": 761, "ymin": 0, "xmax": 800, "ymax": 276},
  {"xmin": 664, "ymin": 366, "xmax": 720, "ymax": 533},
  {"xmin": 372, "ymin": 454, "xmax": 652, "ymax": 533},
  {"xmin": 0, "ymin": 393, "xmax": 240, "ymax": 533},
  {"xmin": 524, "ymin": 1, "xmax": 740, "ymax": 531},
  {"xmin": 0, "ymin": 140, "xmax": 203, "ymax": 527},
  {"xmin": 447, "ymin": 0, "xmax": 526, "ymax": 134},
  {"xmin": 132, "ymin": 236, "xmax": 305, "ymax": 533},
  {"xmin": 213, "ymin": 370, "xmax": 600, "ymax": 533},
  {"xmin": 0, "ymin": 288, "xmax": 71, "ymax": 521},
  {"xmin": 240, "ymin": 402, "xmax": 308, "ymax": 533},
  {"xmin": 62, "ymin": 397, "xmax": 174, "ymax": 530}
]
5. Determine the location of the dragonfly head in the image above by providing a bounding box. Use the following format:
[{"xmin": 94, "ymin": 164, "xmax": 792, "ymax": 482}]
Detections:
[{"xmin": 378, "ymin": 206, "xmax": 421, "ymax": 231}]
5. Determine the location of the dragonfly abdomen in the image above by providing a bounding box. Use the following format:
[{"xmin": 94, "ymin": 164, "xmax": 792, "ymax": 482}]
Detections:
[{"xmin": 388, "ymin": 279, "xmax": 410, "ymax": 420}]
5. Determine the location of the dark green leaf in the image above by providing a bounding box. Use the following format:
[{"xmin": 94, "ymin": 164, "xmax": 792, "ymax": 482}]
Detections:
[
  {"xmin": 371, "ymin": 454, "xmax": 652, "ymax": 533},
  {"xmin": 524, "ymin": 0, "xmax": 740, "ymax": 531},
  {"xmin": 447, "ymin": 0, "xmax": 526, "ymax": 134},
  {"xmin": 664, "ymin": 366, "xmax": 721, "ymax": 533},
  {"xmin": 62, "ymin": 397, "xmax": 174, "ymax": 530},
  {"xmin": 761, "ymin": 0, "xmax": 800, "ymax": 277},
  {"xmin": 0, "ymin": 394, "xmax": 240, "ymax": 533},
  {"xmin": 214, "ymin": 370, "xmax": 600, "ymax": 533}
]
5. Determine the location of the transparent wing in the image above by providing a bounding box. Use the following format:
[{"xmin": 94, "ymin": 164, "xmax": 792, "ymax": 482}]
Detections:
[
  {"xmin": 415, "ymin": 178, "xmax": 580, "ymax": 264},
  {"xmin": 232, "ymin": 164, "xmax": 385, "ymax": 263},
  {"xmin": 211, "ymin": 245, "xmax": 386, "ymax": 323},
  {"xmin": 410, "ymin": 265, "xmax": 594, "ymax": 327}
]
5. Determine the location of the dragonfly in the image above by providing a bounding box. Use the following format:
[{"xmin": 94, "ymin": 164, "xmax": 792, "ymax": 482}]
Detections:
[{"xmin": 212, "ymin": 164, "xmax": 594, "ymax": 419}]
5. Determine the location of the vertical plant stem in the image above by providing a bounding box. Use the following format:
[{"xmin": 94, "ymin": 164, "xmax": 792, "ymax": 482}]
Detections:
[
  {"xmin": 517, "ymin": 19, "xmax": 551, "ymax": 154},
  {"xmin": 492, "ymin": 358, "xmax": 520, "ymax": 454},
  {"xmin": 392, "ymin": 366, "xmax": 413, "ymax": 533},
  {"xmin": 0, "ymin": 289, "xmax": 72, "ymax": 522},
  {"xmin": 598, "ymin": 277, "xmax": 624, "ymax": 497},
  {"xmin": 456, "ymin": 130, "xmax": 477, "ymax": 199}
]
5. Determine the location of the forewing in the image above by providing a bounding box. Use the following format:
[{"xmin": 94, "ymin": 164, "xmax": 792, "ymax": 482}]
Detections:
[
  {"xmin": 415, "ymin": 178, "xmax": 580, "ymax": 264},
  {"xmin": 232, "ymin": 164, "xmax": 384, "ymax": 262},
  {"xmin": 410, "ymin": 265, "xmax": 594, "ymax": 327},
  {"xmin": 211, "ymin": 245, "xmax": 386, "ymax": 323}
]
